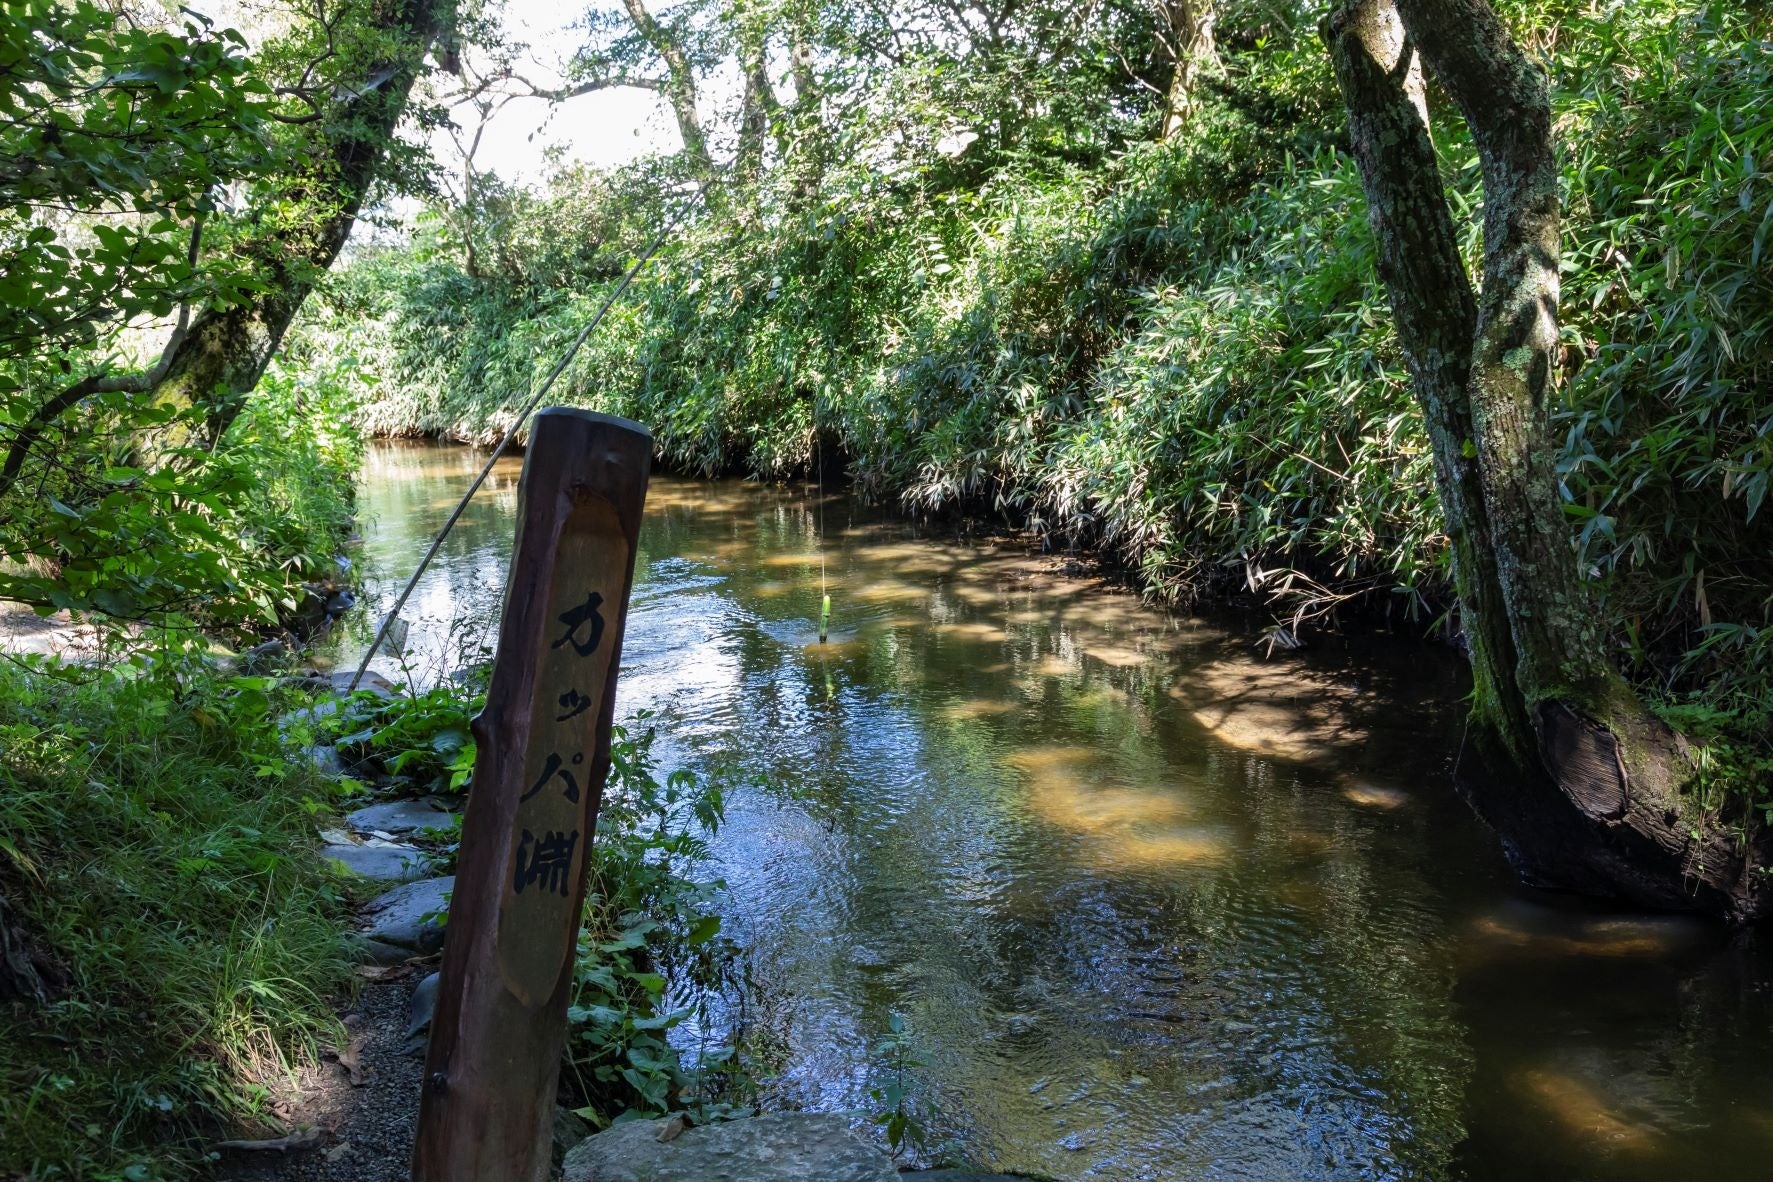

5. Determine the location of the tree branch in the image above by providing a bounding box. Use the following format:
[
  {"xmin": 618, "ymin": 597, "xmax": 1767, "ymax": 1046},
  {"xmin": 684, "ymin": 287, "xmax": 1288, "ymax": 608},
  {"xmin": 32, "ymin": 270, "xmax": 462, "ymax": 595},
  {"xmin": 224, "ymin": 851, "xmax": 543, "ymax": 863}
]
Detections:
[{"xmin": 0, "ymin": 216, "xmax": 206, "ymax": 502}]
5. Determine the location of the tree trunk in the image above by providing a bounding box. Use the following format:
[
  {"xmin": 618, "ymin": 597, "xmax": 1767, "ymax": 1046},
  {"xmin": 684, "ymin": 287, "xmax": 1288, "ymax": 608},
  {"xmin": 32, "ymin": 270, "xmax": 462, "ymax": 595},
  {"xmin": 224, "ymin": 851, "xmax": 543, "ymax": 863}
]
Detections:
[
  {"xmin": 153, "ymin": 0, "xmax": 456, "ymax": 444},
  {"xmin": 1321, "ymin": 0, "xmax": 1527, "ymax": 764},
  {"xmin": 1160, "ymin": 0, "xmax": 1218, "ymax": 139},
  {"xmin": 735, "ymin": 19, "xmax": 780, "ymax": 182},
  {"xmin": 621, "ymin": 0, "xmax": 714, "ymax": 177},
  {"xmin": 1324, "ymin": 0, "xmax": 1768, "ymax": 920}
]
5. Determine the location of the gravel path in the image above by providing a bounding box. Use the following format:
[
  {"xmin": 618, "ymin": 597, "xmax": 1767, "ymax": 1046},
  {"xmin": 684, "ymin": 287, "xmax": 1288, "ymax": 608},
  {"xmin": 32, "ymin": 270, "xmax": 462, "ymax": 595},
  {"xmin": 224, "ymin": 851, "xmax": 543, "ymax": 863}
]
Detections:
[{"xmin": 215, "ymin": 972, "xmax": 426, "ymax": 1182}]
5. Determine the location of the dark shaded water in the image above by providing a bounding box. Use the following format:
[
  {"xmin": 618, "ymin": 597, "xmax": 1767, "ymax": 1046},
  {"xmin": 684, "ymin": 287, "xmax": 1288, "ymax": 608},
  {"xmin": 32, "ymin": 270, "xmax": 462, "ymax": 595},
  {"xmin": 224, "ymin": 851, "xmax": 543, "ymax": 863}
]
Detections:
[{"xmin": 329, "ymin": 441, "xmax": 1773, "ymax": 1181}]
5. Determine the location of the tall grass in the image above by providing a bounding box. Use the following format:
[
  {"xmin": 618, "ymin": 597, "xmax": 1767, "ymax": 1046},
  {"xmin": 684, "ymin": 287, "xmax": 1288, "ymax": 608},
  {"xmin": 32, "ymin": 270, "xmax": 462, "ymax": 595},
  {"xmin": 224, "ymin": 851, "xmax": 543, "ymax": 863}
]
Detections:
[{"xmin": 0, "ymin": 657, "xmax": 352, "ymax": 1179}]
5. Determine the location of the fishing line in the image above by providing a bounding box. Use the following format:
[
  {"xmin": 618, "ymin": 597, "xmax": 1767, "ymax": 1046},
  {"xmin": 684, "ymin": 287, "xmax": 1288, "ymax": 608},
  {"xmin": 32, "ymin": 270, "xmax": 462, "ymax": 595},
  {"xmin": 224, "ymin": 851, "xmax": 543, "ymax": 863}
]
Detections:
[
  {"xmin": 816, "ymin": 412, "xmax": 830, "ymax": 644},
  {"xmin": 346, "ymin": 188, "xmax": 702, "ymax": 692}
]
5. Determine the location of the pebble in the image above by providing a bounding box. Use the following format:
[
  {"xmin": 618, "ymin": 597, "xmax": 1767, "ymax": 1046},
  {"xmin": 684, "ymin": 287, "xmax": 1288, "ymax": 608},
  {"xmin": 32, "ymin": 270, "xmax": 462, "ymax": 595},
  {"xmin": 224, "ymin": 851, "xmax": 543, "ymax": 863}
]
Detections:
[{"xmin": 212, "ymin": 980, "xmax": 421, "ymax": 1182}]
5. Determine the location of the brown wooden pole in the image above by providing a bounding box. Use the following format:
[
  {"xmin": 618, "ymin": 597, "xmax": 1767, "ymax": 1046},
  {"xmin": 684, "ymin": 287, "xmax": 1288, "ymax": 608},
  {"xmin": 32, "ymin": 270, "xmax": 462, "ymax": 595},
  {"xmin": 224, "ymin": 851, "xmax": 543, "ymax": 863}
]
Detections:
[{"xmin": 412, "ymin": 408, "xmax": 651, "ymax": 1182}]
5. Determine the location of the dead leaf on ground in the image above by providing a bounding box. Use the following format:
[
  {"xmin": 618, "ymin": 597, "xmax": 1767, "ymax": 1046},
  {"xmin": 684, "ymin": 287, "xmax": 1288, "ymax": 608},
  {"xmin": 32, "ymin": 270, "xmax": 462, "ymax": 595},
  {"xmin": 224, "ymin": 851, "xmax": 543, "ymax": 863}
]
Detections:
[{"xmin": 324, "ymin": 1038, "xmax": 370, "ymax": 1086}]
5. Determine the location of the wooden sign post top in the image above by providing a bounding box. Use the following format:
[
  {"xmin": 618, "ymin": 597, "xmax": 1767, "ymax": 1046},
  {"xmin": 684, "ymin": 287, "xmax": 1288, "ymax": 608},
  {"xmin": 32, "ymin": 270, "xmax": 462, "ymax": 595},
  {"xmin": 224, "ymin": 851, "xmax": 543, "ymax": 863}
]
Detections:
[{"xmin": 413, "ymin": 408, "xmax": 652, "ymax": 1182}]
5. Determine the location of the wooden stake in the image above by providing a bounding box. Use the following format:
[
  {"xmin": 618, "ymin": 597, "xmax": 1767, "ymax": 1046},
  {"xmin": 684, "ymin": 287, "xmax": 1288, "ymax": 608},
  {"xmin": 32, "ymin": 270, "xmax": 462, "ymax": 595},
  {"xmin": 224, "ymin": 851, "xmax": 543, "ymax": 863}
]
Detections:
[{"xmin": 412, "ymin": 408, "xmax": 651, "ymax": 1182}]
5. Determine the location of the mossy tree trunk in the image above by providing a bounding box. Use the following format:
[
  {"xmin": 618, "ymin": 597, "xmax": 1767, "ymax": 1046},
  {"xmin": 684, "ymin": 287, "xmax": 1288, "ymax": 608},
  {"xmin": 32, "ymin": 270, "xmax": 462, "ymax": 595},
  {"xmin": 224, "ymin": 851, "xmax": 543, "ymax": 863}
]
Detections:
[
  {"xmin": 735, "ymin": 17, "xmax": 781, "ymax": 183},
  {"xmin": 1325, "ymin": 0, "xmax": 1767, "ymax": 919},
  {"xmin": 152, "ymin": 0, "xmax": 457, "ymax": 445}
]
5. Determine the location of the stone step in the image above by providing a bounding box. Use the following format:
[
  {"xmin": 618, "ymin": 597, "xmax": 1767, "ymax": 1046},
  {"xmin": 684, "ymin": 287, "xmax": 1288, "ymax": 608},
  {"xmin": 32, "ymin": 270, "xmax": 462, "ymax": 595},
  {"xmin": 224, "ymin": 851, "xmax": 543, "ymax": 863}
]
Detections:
[
  {"xmin": 346, "ymin": 796, "xmax": 459, "ymax": 836},
  {"xmin": 359, "ymin": 876, "xmax": 453, "ymax": 954},
  {"xmin": 564, "ymin": 1113, "xmax": 896, "ymax": 1182}
]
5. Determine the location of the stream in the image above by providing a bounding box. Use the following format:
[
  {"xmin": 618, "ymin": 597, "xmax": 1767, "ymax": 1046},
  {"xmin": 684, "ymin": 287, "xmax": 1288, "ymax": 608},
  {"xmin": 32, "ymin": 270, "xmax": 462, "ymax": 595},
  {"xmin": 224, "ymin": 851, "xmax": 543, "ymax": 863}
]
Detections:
[{"xmin": 324, "ymin": 440, "xmax": 1773, "ymax": 1182}]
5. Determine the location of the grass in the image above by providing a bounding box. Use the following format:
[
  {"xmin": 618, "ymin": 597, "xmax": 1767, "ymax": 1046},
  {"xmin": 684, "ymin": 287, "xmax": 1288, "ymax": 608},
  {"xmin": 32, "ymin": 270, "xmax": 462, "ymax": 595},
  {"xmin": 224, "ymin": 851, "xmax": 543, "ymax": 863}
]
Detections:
[{"xmin": 0, "ymin": 653, "xmax": 353, "ymax": 1181}]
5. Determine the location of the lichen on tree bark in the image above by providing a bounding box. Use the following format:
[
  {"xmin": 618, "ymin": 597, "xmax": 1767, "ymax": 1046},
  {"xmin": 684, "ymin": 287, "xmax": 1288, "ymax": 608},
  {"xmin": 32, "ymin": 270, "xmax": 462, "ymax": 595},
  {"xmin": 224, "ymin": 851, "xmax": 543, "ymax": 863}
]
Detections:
[{"xmin": 1324, "ymin": 0, "xmax": 1768, "ymax": 919}]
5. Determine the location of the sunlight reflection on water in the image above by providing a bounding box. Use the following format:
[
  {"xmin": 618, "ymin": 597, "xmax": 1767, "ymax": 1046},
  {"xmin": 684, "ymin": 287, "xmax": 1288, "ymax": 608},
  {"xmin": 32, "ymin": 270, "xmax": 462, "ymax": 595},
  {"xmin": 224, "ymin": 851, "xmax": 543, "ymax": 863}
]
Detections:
[{"xmin": 327, "ymin": 441, "xmax": 1773, "ymax": 1182}]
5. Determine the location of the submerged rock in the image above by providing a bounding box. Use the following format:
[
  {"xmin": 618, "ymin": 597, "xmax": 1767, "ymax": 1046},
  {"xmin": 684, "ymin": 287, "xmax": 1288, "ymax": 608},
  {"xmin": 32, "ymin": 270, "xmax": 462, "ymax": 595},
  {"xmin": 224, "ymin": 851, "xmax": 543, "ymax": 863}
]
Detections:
[
  {"xmin": 562, "ymin": 1113, "xmax": 895, "ymax": 1182},
  {"xmin": 1339, "ymin": 779, "xmax": 1411, "ymax": 809},
  {"xmin": 1515, "ymin": 1067, "xmax": 1660, "ymax": 1154},
  {"xmin": 1466, "ymin": 899, "xmax": 1707, "ymax": 961}
]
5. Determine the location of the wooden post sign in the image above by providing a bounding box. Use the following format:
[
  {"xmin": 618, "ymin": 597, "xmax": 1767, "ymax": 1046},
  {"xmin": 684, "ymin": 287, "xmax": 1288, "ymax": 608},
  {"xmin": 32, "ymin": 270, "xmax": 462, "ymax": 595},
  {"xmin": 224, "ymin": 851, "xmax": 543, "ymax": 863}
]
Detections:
[{"xmin": 412, "ymin": 409, "xmax": 651, "ymax": 1182}]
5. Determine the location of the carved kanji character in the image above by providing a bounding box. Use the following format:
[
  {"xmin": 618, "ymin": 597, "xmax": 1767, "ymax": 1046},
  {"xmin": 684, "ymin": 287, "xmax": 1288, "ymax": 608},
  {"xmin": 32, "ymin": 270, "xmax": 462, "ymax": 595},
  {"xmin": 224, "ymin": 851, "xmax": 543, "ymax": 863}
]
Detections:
[
  {"xmin": 513, "ymin": 828, "xmax": 579, "ymax": 896},
  {"xmin": 551, "ymin": 592, "xmax": 605, "ymax": 657}
]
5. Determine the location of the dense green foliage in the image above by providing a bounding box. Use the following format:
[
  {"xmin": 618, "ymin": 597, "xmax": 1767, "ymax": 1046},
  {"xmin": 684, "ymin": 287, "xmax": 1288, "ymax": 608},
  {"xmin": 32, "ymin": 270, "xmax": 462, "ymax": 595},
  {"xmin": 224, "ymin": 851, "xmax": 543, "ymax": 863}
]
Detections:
[
  {"xmin": 1, "ymin": 358, "xmax": 364, "ymax": 635},
  {"xmin": 0, "ymin": 5, "xmax": 451, "ymax": 1177},
  {"xmin": 0, "ymin": 3, "xmax": 269, "ymax": 372},
  {"xmin": 319, "ymin": 0, "xmax": 1772, "ymax": 788},
  {"xmin": 0, "ymin": 0, "xmax": 439, "ymax": 636},
  {"xmin": 565, "ymin": 718, "xmax": 750, "ymax": 1125},
  {"xmin": 0, "ymin": 658, "xmax": 353, "ymax": 1180},
  {"xmin": 3, "ymin": 0, "xmax": 1771, "ymax": 1168}
]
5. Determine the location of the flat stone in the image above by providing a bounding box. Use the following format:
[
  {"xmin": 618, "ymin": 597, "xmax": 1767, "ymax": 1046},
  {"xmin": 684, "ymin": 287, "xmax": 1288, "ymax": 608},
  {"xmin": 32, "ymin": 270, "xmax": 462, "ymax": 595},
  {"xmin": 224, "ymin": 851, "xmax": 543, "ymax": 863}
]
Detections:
[
  {"xmin": 278, "ymin": 700, "xmax": 339, "ymax": 733},
  {"xmin": 902, "ymin": 1173, "xmax": 1037, "ymax": 1182},
  {"xmin": 346, "ymin": 797, "xmax": 457, "ymax": 836},
  {"xmin": 360, "ymin": 876, "xmax": 453, "ymax": 953},
  {"xmin": 324, "ymin": 842, "xmax": 428, "ymax": 882},
  {"xmin": 563, "ymin": 1113, "xmax": 895, "ymax": 1182},
  {"xmin": 303, "ymin": 745, "xmax": 344, "ymax": 777},
  {"xmin": 238, "ymin": 638, "xmax": 288, "ymax": 672}
]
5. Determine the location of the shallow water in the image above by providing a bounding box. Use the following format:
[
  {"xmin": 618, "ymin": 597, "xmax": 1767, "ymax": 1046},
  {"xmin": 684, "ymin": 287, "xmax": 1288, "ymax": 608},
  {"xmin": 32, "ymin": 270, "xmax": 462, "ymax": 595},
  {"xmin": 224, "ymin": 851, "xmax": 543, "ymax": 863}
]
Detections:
[{"xmin": 330, "ymin": 440, "xmax": 1773, "ymax": 1182}]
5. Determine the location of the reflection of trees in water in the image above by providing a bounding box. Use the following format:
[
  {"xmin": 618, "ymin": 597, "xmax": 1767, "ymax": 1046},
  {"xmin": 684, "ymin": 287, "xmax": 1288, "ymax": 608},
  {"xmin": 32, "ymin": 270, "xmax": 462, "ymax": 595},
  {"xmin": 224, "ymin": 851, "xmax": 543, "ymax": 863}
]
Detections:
[{"xmin": 346, "ymin": 455, "xmax": 1773, "ymax": 1180}]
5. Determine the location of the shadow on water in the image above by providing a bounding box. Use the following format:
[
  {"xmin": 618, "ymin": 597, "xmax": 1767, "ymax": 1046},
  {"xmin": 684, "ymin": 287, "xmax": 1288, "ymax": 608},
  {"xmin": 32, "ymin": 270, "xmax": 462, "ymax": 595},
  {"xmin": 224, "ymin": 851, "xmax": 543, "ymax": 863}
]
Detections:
[{"xmin": 329, "ymin": 442, "xmax": 1773, "ymax": 1182}]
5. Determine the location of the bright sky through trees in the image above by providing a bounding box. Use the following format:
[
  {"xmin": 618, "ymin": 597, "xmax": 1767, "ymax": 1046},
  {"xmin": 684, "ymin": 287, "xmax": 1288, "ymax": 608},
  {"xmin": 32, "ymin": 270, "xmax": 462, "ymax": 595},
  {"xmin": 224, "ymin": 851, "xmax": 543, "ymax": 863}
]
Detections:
[{"xmin": 444, "ymin": 0, "xmax": 680, "ymax": 179}]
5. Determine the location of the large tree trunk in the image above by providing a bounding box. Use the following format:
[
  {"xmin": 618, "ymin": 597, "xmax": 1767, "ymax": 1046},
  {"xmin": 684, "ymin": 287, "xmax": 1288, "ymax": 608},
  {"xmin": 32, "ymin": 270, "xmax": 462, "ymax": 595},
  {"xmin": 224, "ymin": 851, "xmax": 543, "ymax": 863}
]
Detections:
[
  {"xmin": 153, "ymin": 0, "xmax": 456, "ymax": 444},
  {"xmin": 1325, "ymin": 0, "xmax": 1768, "ymax": 920}
]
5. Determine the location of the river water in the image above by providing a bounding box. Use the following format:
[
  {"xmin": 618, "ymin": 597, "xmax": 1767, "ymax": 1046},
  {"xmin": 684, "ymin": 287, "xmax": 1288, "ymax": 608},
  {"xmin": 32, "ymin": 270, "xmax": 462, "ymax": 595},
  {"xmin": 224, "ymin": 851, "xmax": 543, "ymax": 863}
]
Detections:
[{"xmin": 327, "ymin": 441, "xmax": 1773, "ymax": 1181}]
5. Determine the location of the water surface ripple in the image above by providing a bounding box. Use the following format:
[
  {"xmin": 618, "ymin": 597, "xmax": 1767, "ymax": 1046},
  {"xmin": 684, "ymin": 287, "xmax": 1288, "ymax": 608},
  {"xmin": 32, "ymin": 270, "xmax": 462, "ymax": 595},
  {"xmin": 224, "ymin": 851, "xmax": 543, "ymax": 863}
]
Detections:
[{"xmin": 330, "ymin": 443, "xmax": 1773, "ymax": 1182}]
